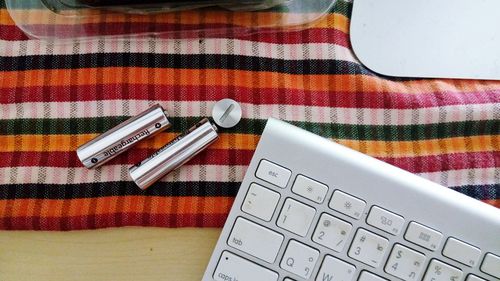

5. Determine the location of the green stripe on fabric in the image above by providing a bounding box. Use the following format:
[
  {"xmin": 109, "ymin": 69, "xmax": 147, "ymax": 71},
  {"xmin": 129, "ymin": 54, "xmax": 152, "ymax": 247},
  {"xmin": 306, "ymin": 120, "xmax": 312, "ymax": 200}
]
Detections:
[
  {"xmin": 0, "ymin": 54, "xmax": 366, "ymax": 75},
  {"xmin": 0, "ymin": 181, "xmax": 240, "ymax": 199},
  {"xmin": 1, "ymin": 117, "xmax": 498, "ymax": 141},
  {"xmin": 0, "ymin": 182, "xmax": 496, "ymax": 200}
]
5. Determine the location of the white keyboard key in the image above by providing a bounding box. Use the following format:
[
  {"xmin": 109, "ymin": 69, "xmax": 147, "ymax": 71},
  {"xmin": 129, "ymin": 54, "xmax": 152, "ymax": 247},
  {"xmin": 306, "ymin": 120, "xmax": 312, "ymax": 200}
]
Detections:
[
  {"xmin": 255, "ymin": 160, "xmax": 291, "ymax": 188},
  {"xmin": 316, "ymin": 255, "xmax": 356, "ymax": 281},
  {"xmin": 442, "ymin": 238, "xmax": 481, "ymax": 267},
  {"xmin": 329, "ymin": 190, "xmax": 366, "ymax": 220},
  {"xmin": 466, "ymin": 275, "xmax": 486, "ymax": 281},
  {"xmin": 384, "ymin": 244, "xmax": 426, "ymax": 281},
  {"xmin": 423, "ymin": 259, "xmax": 463, "ymax": 281},
  {"xmin": 312, "ymin": 213, "xmax": 352, "ymax": 252},
  {"xmin": 284, "ymin": 279, "xmax": 296, "ymax": 281},
  {"xmin": 404, "ymin": 222, "xmax": 443, "ymax": 251},
  {"xmin": 214, "ymin": 251, "xmax": 278, "ymax": 281},
  {"xmin": 358, "ymin": 271, "xmax": 388, "ymax": 281},
  {"xmin": 227, "ymin": 218, "xmax": 284, "ymax": 263},
  {"xmin": 280, "ymin": 240, "xmax": 320, "ymax": 279},
  {"xmin": 481, "ymin": 253, "xmax": 500, "ymax": 279},
  {"xmin": 277, "ymin": 198, "xmax": 316, "ymax": 237},
  {"xmin": 292, "ymin": 175, "xmax": 329, "ymax": 203},
  {"xmin": 242, "ymin": 183, "xmax": 280, "ymax": 221},
  {"xmin": 366, "ymin": 206, "xmax": 405, "ymax": 235},
  {"xmin": 348, "ymin": 228, "xmax": 389, "ymax": 268}
]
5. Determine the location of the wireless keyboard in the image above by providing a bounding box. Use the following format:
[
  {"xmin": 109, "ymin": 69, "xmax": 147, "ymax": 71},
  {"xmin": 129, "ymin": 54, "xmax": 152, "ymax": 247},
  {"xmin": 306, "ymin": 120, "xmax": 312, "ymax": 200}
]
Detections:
[{"xmin": 202, "ymin": 118, "xmax": 500, "ymax": 281}]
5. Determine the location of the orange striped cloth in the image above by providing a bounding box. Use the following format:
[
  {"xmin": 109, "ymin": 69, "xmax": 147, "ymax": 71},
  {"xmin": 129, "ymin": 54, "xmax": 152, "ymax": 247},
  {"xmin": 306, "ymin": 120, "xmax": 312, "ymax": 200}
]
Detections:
[{"xmin": 0, "ymin": 0, "xmax": 498, "ymax": 230}]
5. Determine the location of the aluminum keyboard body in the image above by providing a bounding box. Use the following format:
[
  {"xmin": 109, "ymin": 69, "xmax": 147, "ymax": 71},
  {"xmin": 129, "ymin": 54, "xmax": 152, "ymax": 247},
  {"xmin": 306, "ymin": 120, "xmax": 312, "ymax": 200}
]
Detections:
[{"xmin": 202, "ymin": 118, "xmax": 500, "ymax": 281}]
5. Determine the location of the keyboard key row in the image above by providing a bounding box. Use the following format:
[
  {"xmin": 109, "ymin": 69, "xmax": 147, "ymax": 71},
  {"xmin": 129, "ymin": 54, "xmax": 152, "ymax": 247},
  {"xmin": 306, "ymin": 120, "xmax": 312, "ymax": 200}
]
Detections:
[
  {"xmin": 214, "ymin": 251, "xmax": 356, "ymax": 281},
  {"xmin": 256, "ymin": 159, "xmax": 369, "ymax": 220},
  {"xmin": 215, "ymin": 249, "xmax": 497, "ymax": 281}
]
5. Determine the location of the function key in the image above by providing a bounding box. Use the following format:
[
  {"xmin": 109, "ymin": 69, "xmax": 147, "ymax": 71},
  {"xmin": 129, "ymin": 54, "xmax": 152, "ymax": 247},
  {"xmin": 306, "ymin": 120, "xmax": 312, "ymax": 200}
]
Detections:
[
  {"xmin": 241, "ymin": 183, "xmax": 280, "ymax": 222},
  {"xmin": 366, "ymin": 206, "xmax": 405, "ymax": 235},
  {"xmin": 277, "ymin": 198, "xmax": 316, "ymax": 237},
  {"xmin": 348, "ymin": 228, "xmax": 389, "ymax": 268},
  {"xmin": 329, "ymin": 190, "xmax": 366, "ymax": 220},
  {"xmin": 423, "ymin": 259, "xmax": 462, "ymax": 281},
  {"xmin": 404, "ymin": 222, "xmax": 443, "ymax": 251},
  {"xmin": 480, "ymin": 253, "xmax": 500, "ymax": 279},
  {"xmin": 292, "ymin": 175, "xmax": 329, "ymax": 203},
  {"xmin": 213, "ymin": 251, "xmax": 278, "ymax": 281},
  {"xmin": 442, "ymin": 238, "xmax": 481, "ymax": 267},
  {"xmin": 255, "ymin": 160, "xmax": 291, "ymax": 188}
]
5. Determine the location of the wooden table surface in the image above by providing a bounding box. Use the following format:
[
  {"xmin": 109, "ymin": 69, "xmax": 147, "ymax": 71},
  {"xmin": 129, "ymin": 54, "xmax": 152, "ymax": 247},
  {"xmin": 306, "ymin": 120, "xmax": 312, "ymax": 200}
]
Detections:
[{"xmin": 0, "ymin": 228, "xmax": 221, "ymax": 281}]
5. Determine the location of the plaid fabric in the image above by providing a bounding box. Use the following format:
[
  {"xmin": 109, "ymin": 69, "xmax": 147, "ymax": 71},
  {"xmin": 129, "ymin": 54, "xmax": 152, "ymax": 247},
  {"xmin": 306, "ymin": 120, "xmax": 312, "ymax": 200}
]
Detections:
[{"xmin": 0, "ymin": 0, "xmax": 498, "ymax": 231}]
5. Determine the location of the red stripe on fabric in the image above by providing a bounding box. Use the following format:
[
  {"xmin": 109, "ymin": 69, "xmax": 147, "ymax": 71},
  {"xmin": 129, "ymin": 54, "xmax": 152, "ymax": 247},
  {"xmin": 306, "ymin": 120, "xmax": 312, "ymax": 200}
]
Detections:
[
  {"xmin": 2, "ymin": 202, "xmax": 498, "ymax": 230},
  {"xmin": 0, "ymin": 149, "xmax": 254, "ymax": 168},
  {"xmin": 0, "ymin": 213, "xmax": 230, "ymax": 230},
  {"xmin": 242, "ymin": 27, "xmax": 350, "ymax": 46},
  {"xmin": 1, "ymin": 151, "xmax": 496, "ymax": 174},
  {"xmin": 380, "ymin": 152, "xmax": 498, "ymax": 173},
  {"xmin": 0, "ymin": 24, "xmax": 349, "ymax": 44},
  {"xmin": 0, "ymin": 26, "xmax": 30, "ymax": 40},
  {"xmin": 1, "ymin": 85, "xmax": 498, "ymax": 108}
]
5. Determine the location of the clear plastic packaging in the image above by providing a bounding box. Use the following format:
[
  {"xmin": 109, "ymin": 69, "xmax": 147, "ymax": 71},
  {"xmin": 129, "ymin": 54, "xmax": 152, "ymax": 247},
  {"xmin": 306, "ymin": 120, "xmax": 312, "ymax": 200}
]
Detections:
[
  {"xmin": 6, "ymin": 0, "xmax": 336, "ymax": 41},
  {"xmin": 48, "ymin": 0, "xmax": 291, "ymax": 14}
]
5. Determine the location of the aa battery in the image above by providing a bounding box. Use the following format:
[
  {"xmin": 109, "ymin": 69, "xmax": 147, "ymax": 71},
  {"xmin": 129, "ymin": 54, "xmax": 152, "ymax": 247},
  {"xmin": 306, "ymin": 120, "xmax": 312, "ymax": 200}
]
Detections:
[
  {"xmin": 76, "ymin": 104, "xmax": 171, "ymax": 169},
  {"xmin": 129, "ymin": 118, "xmax": 219, "ymax": 190}
]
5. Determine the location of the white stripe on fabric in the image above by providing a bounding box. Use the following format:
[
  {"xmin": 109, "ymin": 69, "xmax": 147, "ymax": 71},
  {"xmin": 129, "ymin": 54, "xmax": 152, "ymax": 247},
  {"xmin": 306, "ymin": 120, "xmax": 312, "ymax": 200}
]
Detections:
[
  {"xmin": 0, "ymin": 165, "xmax": 247, "ymax": 185},
  {"xmin": 419, "ymin": 168, "xmax": 498, "ymax": 188},
  {"xmin": 0, "ymin": 100, "xmax": 496, "ymax": 126},
  {"xmin": 0, "ymin": 39, "xmax": 357, "ymax": 62},
  {"xmin": 0, "ymin": 166, "xmax": 495, "ymax": 188}
]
